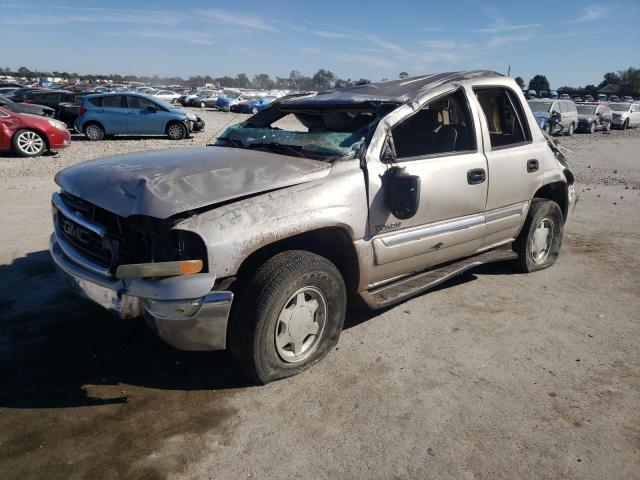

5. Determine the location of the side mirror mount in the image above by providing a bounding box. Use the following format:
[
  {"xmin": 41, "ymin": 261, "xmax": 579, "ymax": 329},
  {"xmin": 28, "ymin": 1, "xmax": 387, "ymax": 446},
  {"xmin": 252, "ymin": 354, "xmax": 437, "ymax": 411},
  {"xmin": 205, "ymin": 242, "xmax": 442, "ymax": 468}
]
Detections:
[
  {"xmin": 381, "ymin": 134, "xmax": 397, "ymax": 163},
  {"xmin": 146, "ymin": 105, "xmax": 158, "ymax": 113},
  {"xmin": 383, "ymin": 166, "xmax": 421, "ymax": 220}
]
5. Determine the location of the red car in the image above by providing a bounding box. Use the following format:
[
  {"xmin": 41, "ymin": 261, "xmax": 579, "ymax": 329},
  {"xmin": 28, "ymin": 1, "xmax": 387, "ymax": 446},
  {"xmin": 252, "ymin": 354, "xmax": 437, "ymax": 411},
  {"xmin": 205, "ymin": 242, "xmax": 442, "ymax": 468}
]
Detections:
[{"xmin": 0, "ymin": 106, "xmax": 71, "ymax": 157}]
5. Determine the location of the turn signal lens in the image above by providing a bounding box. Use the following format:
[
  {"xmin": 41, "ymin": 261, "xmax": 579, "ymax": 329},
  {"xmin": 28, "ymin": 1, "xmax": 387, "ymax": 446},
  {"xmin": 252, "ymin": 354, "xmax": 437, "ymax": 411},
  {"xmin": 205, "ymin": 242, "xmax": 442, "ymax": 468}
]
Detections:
[{"xmin": 115, "ymin": 260, "xmax": 203, "ymax": 279}]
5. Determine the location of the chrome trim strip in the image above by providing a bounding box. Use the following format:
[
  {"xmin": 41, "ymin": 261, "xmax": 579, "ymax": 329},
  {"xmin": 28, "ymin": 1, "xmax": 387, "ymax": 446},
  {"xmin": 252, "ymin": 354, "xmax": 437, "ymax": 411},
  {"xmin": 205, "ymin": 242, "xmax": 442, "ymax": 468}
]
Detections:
[
  {"xmin": 52, "ymin": 192, "xmax": 107, "ymax": 238},
  {"xmin": 485, "ymin": 202, "xmax": 526, "ymax": 223},
  {"xmin": 380, "ymin": 214, "xmax": 485, "ymax": 247},
  {"xmin": 54, "ymin": 224, "xmax": 112, "ymax": 277},
  {"xmin": 378, "ymin": 202, "xmax": 526, "ymax": 248}
]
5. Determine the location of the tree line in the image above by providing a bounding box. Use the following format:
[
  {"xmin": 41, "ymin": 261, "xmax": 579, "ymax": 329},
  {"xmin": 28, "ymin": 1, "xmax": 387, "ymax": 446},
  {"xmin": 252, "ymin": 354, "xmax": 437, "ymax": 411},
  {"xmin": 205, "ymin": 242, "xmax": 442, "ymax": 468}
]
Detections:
[
  {"xmin": 0, "ymin": 66, "xmax": 372, "ymax": 91},
  {"xmin": 513, "ymin": 67, "xmax": 640, "ymax": 95},
  {"xmin": 2, "ymin": 65, "xmax": 638, "ymax": 94}
]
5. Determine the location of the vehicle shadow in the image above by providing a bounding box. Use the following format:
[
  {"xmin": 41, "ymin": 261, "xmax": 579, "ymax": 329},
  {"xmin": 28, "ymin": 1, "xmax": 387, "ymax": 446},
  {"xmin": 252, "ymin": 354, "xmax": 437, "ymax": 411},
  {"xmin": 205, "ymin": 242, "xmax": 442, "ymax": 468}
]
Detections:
[{"xmin": 0, "ymin": 250, "xmax": 248, "ymax": 410}]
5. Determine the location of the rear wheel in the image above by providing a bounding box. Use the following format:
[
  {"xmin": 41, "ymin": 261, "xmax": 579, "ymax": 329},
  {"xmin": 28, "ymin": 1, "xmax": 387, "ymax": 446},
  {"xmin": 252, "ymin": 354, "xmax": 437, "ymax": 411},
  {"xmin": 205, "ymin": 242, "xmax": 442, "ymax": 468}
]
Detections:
[
  {"xmin": 566, "ymin": 122, "xmax": 575, "ymax": 136},
  {"xmin": 251, "ymin": 107, "xmax": 259, "ymax": 114},
  {"xmin": 228, "ymin": 250, "xmax": 346, "ymax": 384},
  {"xmin": 166, "ymin": 121, "xmax": 187, "ymax": 140},
  {"xmin": 83, "ymin": 122, "xmax": 105, "ymax": 141},
  {"xmin": 200, "ymin": 101, "xmax": 206, "ymax": 109},
  {"xmin": 514, "ymin": 199, "xmax": 564, "ymax": 273},
  {"xmin": 12, "ymin": 129, "xmax": 46, "ymax": 157}
]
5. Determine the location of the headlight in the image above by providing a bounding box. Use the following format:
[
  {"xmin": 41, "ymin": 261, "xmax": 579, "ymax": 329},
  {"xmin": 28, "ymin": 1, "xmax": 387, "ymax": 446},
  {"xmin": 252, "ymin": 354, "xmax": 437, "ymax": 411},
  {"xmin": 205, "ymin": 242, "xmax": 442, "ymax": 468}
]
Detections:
[
  {"xmin": 47, "ymin": 119, "xmax": 67, "ymax": 131},
  {"xmin": 185, "ymin": 112, "xmax": 197, "ymax": 121}
]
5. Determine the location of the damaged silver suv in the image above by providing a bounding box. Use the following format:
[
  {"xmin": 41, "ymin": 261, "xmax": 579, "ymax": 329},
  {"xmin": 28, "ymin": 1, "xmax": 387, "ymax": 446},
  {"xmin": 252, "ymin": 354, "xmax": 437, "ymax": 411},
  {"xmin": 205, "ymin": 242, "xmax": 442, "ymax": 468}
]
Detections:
[{"xmin": 50, "ymin": 71, "xmax": 576, "ymax": 383}]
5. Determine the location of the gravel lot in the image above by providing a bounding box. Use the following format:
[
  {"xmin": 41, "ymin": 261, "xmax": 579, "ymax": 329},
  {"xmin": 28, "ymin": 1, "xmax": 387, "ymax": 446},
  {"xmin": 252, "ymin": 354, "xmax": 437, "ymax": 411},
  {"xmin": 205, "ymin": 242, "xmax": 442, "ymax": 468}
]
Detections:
[{"xmin": 0, "ymin": 110, "xmax": 639, "ymax": 480}]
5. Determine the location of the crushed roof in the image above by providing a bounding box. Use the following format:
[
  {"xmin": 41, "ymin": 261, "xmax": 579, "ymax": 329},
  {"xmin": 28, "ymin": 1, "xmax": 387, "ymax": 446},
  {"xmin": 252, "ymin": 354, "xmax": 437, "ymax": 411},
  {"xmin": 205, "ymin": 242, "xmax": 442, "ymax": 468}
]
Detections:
[{"xmin": 280, "ymin": 70, "xmax": 503, "ymax": 107}]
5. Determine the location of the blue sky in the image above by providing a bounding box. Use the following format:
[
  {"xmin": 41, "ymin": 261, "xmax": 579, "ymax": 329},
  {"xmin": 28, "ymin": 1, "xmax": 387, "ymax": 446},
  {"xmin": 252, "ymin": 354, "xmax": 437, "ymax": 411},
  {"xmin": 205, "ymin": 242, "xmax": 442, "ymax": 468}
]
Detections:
[{"xmin": 1, "ymin": 0, "xmax": 638, "ymax": 87}]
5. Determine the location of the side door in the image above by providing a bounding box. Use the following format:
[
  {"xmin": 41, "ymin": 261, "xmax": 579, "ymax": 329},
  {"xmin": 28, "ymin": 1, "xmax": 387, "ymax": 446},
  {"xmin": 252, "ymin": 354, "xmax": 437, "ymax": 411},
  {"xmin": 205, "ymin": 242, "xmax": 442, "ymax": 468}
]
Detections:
[
  {"xmin": 473, "ymin": 86, "xmax": 544, "ymax": 249},
  {"xmin": 631, "ymin": 104, "xmax": 640, "ymax": 126},
  {"xmin": 99, "ymin": 95, "xmax": 128, "ymax": 134},
  {"xmin": 125, "ymin": 95, "xmax": 164, "ymax": 134},
  {"xmin": 365, "ymin": 87, "xmax": 488, "ymax": 284}
]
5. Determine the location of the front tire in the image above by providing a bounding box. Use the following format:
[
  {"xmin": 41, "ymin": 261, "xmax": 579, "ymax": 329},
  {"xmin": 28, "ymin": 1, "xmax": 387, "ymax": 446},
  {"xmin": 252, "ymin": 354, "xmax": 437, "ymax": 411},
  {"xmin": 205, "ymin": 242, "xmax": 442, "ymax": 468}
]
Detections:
[
  {"xmin": 12, "ymin": 129, "xmax": 46, "ymax": 157},
  {"xmin": 228, "ymin": 251, "xmax": 346, "ymax": 384},
  {"xmin": 200, "ymin": 101, "xmax": 206, "ymax": 109},
  {"xmin": 589, "ymin": 121, "xmax": 596, "ymax": 134},
  {"xmin": 166, "ymin": 121, "xmax": 187, "ymax": 140},
  {"xmin": 514, "ymin": 199, "xmax": 564, "ymax": 273}
]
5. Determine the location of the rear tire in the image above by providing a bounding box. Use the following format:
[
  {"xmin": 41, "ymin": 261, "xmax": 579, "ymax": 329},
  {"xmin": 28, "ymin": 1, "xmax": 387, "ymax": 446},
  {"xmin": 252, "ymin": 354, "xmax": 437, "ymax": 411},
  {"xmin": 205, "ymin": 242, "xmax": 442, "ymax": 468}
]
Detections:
[
  {"xmin": 12, "ymin": 129, "xmax": 46, "ymax": 157},
  {"xmin": 566, "ymin": 122, "xmax": 574, "ymax": 136},
  {"xmin": 166, "ymin": 121, "xmax": 187, "ymax": 140},
  {"xmin": 200, "ymin": 101, "xmax": 206, "ymax": 109},
  {"xmin": 83, "ymin": 122, "xmax": 105, "ymax": 141},
  {"xmin": 514, "ymin": 199, "xmax": 564, "ymax": 273},
  {"xmin": 228, "ymin": 250, "xmax": 346, "ymax": 384},
  {"xmin": 251, "ymin": 107, "xmax": 259, "ymax": 114}
]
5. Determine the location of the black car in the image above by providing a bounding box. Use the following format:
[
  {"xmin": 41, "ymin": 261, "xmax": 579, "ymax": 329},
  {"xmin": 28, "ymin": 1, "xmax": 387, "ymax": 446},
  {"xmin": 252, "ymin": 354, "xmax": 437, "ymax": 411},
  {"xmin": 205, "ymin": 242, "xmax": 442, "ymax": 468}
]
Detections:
[
  {"xmin": 576, "ymin": 103, "xmax": 612, "ymax": 133},
  {"xmin": 5, "ymin": 87, "xmax": 43, "ymax": 101},
  {"xmin": 0, "ymin": 95, "xmax": 55, "ymax": 117},
  {"xmin": 19, "ymin": 90, "xmax": 92, "ymax": 115}
]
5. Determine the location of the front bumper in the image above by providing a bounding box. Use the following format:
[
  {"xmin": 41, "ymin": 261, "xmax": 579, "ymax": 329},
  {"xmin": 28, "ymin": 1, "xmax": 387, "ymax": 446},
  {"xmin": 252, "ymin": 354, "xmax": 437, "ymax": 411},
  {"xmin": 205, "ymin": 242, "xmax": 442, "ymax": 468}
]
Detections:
[
  {"xmin": 50, "ymin": 234, "xmax": 233, "ymax": 351},
  {"xmin": 611, "ymin": 115, "xmax": 626, "ymax": 126}
]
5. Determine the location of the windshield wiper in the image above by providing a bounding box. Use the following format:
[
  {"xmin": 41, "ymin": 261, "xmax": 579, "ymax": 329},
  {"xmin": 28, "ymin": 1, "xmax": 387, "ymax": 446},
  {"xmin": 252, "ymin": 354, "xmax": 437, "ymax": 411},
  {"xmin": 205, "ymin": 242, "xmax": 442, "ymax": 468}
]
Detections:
[
  {"xmin": 245, "ymin": 142, "xmax": 307, "ymax": 158},
  {"xmin": 217, "ymin": 136, "xmax": 243, "ymax": 148}
]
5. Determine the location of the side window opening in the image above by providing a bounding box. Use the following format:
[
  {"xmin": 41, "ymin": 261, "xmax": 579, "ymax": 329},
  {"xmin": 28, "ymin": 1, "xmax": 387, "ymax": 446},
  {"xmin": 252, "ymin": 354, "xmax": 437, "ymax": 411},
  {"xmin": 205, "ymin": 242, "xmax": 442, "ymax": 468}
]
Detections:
[
  {"xmin": 474, "ymin": 87, "xmax": 531, "ymax": 149},
  {"xmin": 389, "ymin": 89, "xmax": 476, "ymax": 160},
  {"xmin": 88, "ymin": 97, "xmax": 102, "ymax": 107},
  {"xmin": 102, "ymin": 95, "xmax": 124, "ymax": 109}
]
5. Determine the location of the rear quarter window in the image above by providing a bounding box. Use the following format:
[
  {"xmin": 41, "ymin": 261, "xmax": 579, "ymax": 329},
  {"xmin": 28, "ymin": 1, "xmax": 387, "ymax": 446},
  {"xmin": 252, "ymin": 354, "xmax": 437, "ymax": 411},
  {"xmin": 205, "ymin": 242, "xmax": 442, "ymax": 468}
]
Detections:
[{"xmin": 88, "ymin": 97, "xmax": 102, "ymax": 107}]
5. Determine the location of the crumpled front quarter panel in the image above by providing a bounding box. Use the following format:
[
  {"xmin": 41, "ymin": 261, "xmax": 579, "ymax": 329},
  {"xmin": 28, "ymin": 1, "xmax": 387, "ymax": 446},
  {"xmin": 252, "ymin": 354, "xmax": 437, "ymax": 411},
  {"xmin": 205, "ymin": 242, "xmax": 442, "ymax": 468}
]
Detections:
[{"xmin": 175, "ymin": 161, "xmax": 368, "ymax": 279}]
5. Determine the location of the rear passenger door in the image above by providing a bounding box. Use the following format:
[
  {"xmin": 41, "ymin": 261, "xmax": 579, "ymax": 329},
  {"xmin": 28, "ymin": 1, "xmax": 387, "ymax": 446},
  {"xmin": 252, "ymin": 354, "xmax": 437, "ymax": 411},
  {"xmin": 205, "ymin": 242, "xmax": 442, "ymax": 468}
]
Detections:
[
  {"xmin": 473, "ymin": 87, "xmax": 545, "ymax": 249},
  {"xmin": 99, "ymin": 95, "xmax": 129, "ymax": 134}
]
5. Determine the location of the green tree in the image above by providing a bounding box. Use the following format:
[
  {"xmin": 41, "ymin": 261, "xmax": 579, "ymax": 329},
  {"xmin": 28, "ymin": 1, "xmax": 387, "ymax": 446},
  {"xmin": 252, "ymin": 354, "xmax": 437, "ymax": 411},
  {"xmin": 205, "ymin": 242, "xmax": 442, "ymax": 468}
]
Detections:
[
  {"xmin": 598, "ymin": 72, "xmax": 621, "ymax": 89},
  {"xmin": 234, "ymin": 73, "xmax": 251, "ymax": 88},
  {"xmin": 514, "ymin": 76, "xmax": 525, "ymax": 89},
  {"xmin": 528, "ymin": 74, "xmax": 550, "ymax": 92},
  {"xmin": 253, "ymin": 73, "xmax": 274, "ymax": 90},
  {"xmin": 355, "ymin": 78, "xmax": 371, "ymax": 85},
  {"xmin": 399, "ymin": 71, "xmax": 409, "ymax": 79},
  {"xmin": 312, "ymin": 69, "xmax": 335, "ymax": 90}
]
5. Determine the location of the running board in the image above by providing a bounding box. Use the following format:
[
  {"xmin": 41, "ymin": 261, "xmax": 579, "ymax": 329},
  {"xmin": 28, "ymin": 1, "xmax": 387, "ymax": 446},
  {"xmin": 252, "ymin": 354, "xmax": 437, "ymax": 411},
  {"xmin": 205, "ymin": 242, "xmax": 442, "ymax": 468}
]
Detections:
[{"xmin": 360, "ymin": 244, "xmax": 518, "ymax": 309}]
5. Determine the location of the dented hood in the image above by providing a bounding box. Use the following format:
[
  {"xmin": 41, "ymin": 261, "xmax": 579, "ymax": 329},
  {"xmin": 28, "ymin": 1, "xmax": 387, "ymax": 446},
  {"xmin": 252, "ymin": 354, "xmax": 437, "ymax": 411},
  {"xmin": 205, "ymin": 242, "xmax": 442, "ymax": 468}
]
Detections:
[{"xmin": 55, "ymin": 146, "xmax": 331, "ymax": 219}]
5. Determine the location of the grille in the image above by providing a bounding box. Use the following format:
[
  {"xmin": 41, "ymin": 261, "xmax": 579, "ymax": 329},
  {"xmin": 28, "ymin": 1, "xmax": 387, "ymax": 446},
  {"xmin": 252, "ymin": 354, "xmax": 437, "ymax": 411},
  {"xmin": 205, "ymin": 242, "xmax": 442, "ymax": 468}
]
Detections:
[{"xmin": 56, "ymin": 210, "xmax": 112, "ymax": 267}]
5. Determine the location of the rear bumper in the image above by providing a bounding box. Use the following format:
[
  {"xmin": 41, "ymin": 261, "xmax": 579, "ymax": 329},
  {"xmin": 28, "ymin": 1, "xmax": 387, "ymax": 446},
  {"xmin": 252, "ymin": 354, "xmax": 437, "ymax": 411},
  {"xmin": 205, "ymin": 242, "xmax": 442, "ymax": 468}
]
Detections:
[{"xmin": 50, "ymin": 234, "xmax": 233, "ymax": 351}]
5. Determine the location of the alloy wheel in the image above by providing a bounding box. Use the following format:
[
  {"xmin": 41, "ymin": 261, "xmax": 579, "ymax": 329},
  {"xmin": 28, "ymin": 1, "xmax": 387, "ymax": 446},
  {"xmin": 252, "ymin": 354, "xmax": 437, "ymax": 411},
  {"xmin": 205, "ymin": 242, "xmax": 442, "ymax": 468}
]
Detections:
[
  {"xmin": 531, "ymin": 218, "xmax": 554, "ymax": 264},
  {"xmin": 275, "ymin": 286, "xmax": 327, "ymax": 363},
  {"xmin": 16, "ymin": 131, "xmax": 44, "ymax": 155}
]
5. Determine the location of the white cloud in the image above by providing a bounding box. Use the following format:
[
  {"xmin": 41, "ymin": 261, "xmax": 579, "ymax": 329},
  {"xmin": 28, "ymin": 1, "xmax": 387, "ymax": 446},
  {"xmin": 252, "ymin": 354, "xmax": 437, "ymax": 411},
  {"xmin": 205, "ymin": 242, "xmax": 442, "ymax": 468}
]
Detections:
[
  {"xmin": 365, "ymin": 34, "xmax": 413, "ymax": 57},
  {"xmin": 422, "ymin": 40, "xmax": 458, "ymax": 50},
  {"xmin": 475, "ymin": 23, "xmax": 542, "ymax": 33},
  {"xmin": 335, "ymin": 52, "xmax": 398, "ymax": 69},
  {"xmin": 571, "ymin": 5, "xmax": 607, "ymax": 22},
  {"xmin": 200, "ymin": 9, "xmax": 277, "ymax": 31}
]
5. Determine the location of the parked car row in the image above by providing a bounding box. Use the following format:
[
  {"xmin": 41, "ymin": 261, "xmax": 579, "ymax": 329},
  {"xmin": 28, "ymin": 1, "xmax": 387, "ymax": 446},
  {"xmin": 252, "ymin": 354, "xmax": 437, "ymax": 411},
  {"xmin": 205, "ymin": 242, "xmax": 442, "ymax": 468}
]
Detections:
[{"xmin": 527, "ymin": 98, "xmax": 640, "ymax": 135}]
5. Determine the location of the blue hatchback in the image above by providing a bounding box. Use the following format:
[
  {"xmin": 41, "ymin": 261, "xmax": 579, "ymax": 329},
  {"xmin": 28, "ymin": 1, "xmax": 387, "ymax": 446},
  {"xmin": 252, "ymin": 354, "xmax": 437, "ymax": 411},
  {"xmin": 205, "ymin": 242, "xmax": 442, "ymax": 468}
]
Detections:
[{"xmin": 75, "ymin": 93, "xmax": 198, "ymax": 140}]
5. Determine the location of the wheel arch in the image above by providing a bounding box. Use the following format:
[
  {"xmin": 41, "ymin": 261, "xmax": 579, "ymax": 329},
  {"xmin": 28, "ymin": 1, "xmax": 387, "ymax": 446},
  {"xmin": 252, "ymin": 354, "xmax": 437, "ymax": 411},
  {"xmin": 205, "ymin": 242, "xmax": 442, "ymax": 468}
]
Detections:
[
  {"xmin": 12, "ymin": 128, "xmax": 50, "ymax": 150},
  {"xmin": 165, "ymin": 119, "xmax": 188, "ymax": 133},
  {"xmin": 82, "ymin": 120, "xmax": 105, "ymax": 134},
  {"xmin": 231, "ymin": 226, "xmax": 360, "ymax": 305},
  {"xmin": 533, "ymin": 181, "xmax": 569, "ymax": 222}
]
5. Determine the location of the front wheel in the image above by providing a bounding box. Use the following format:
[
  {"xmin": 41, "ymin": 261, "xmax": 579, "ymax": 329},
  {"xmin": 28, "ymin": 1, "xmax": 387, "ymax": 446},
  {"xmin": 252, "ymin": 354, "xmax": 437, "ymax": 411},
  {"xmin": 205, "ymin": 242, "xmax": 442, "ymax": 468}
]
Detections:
[
  {"xmin": 12, "ymin": 129, "xmax": 46, "ymax": 157},
  {"xmin": 251, "ymin": 107, "xmax": 259, "ymax": 114},
  {"xmin": 166, "ymin": 121, "xmax": 187, "ymax": 140},
  {"xmin": 200, "ymin": 101, "xmax": 206, "ymax": 109},
  {"xmin": 622, "ymin": 120, "xmax": 629, "ymax": 131},
  {"xmin": 513, "ymin": 199, "xmax": 564, "ymax": 273},
  {"xmin": 589, "ymin": 121, "xmax": 596, "ymax": 134},
  {"xmin": 228, "ymin": 251, "xmax": 346, "ymax": 384}
]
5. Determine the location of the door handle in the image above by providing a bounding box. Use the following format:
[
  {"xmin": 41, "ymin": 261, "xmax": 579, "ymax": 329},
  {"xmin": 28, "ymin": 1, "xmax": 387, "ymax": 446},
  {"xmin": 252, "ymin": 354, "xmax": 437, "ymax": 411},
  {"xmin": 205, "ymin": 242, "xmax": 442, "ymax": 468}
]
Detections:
[
  {"xmin": 467, "ymin": 168, "xmax": 486, "ymax": 185},
  {"xmin": 527, "ymin": 159, "xmax": 539, "ymax": 172}
]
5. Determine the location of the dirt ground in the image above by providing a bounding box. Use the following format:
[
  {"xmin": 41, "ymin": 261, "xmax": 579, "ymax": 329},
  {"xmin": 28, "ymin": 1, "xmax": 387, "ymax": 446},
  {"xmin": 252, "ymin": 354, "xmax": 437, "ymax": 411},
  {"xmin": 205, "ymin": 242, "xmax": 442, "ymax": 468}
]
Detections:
[{"xmin": 0, "ymin": 111, "xmax": 639, "ymax": 480}]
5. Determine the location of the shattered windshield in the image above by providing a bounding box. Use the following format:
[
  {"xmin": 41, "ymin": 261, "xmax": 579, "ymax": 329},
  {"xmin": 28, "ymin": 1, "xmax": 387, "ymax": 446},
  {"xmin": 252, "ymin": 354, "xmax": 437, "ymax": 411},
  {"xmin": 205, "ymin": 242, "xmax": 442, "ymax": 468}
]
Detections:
[{"xmin": 212, "ymin": 104, "xmax": 387, "ymax": 161}]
